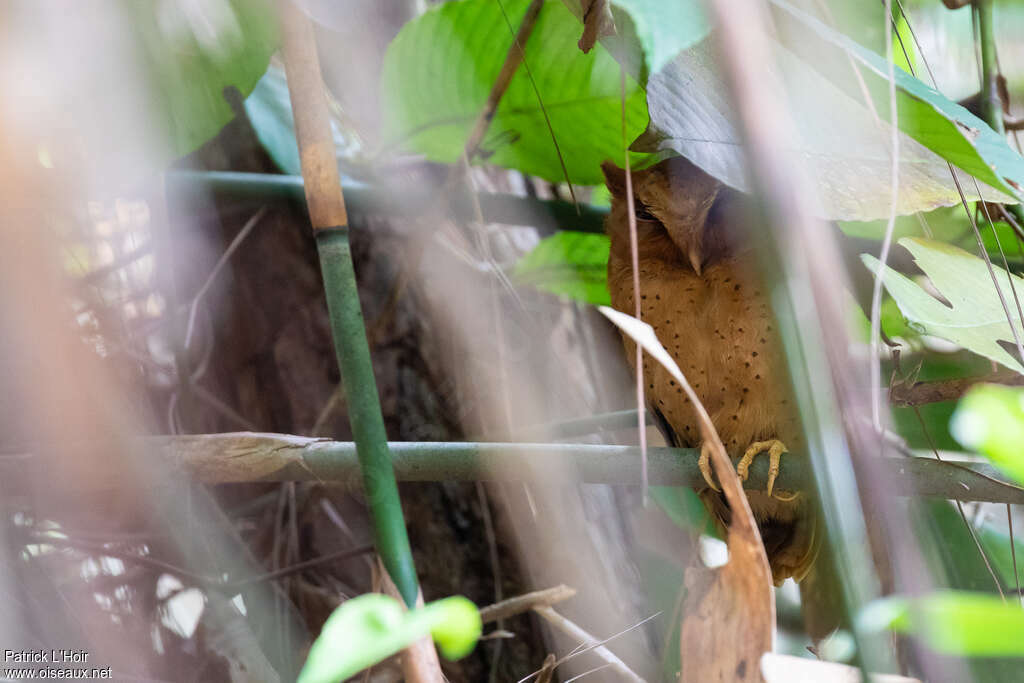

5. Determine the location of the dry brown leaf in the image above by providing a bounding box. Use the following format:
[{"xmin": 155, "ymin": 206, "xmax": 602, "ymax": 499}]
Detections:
[{"xmin": 598, "ymin": 307, "xmax": 774, "ymax": 683}]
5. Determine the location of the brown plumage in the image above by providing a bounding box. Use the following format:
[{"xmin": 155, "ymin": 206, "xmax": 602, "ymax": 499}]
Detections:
[{"xmin": 603, "ymin": 157, "xmax": 816, "ymax": 585}]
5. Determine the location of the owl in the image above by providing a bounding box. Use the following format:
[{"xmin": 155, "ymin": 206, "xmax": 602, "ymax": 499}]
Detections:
[{"xmin": 603, "ymin": 157, "xmax": 816, "ymax": 585}]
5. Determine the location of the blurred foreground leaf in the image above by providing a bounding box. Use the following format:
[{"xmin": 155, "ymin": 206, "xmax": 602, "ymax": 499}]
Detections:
[
  {"xmin": 862, "ymin": 238, "xmax": 1024, "ymax": 373},
  {"xmin": 860, "ymin": 591, "xmax": 1024, "ymax": 656},
  {"xmin": 127, "ymin": 0, "xmax": 277, "ymax": 157},
  {"xmin": 297, "ymin": 594, "xmax": 481, "ymax": 683},
  {"xmin": 951, "ymin": 384, "xmax": 1024, "ymax": 484}
]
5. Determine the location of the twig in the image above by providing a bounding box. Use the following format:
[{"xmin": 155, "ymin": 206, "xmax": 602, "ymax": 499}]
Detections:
[
  {"xmin": 480, "ymin": 584, "xmax": 577, "ymax": 624},
  {"xmin": 536, "ymin": 654, "xmax": 558, "ymax": 683},
  {"xmin": 461, "ymin": 0, "xmax": 544, "ymax": 164},
  {"xmin": 531, "ymin": 606, "xmax": 645, "ymax": 683},
  {"xmin": 889, "ymin": 369, "xmax": 1024, "ymax": 406},
  {"xmin": 184, "ymin": 205, "xmax": 268, "ymax": 350}
]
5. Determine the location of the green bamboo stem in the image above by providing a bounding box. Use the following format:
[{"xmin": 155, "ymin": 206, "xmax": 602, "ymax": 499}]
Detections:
[
  {"xmin": 166, "ymin": 170, "xmax": 608, "ymax": 235},
  {"xmin": 26, "ymin": 433, "xmax": 1014, "ymax": 505},
  {"xmin": 279, "ymin": 0, "xmax": 418, "ymax": 606},
  {"xmin": 316, "ymin": 232, "xmax": 419, "ymax": 606}
]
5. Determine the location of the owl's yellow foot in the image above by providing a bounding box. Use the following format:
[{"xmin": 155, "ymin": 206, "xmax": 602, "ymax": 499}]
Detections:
[
  {"xmin": 737, "ymin": 439, "xmax": 788, "ymax": 498},
  {"xmin": 698, "ymin": 442, "xmax": 720, "ymax": 492}
]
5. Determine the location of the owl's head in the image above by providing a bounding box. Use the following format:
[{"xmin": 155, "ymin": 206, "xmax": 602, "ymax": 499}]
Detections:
[{"xmin": 601, "ymin": 156, "xmax": 721, "ymax": 274}]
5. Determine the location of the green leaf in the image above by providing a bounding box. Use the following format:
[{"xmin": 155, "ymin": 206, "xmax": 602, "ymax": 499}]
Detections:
[
  {"xmin": 126, "ymin": 0, "xmax": 277, "ymax": 157},
  {"xmin": 860, "ymin": 591, "xmax": 1024, "ymax": 656},
  {"xmin": 380, "ymin": 0, "xmax": 653, "ymax": 185},
  {"xmin": 298, "ymin": 594, "xmax": 481, "ymax": 683},
  {"xmin": 513, "ymin": 231, "xmax": 611, "ymax": 304},
  {"xmin": 635, "ymin": 37, "xmax": 1012, "ymax": 221},
  {"xmin": 244, "ymin": 65, "xmax": 364, "ymax": 177},
  {"xmin": 951, "ymin": 384, "xmax": 1024, "ymax": 484},
  {"xmin": 841, "ymin": 206, "xmax": 1024, "ymax": 264},
  {"xmin": 861, "ymin": 237, "xmax": 1024, "ymax": 373},
  {"xmin": 980, "ymin": 524, "xmax": 1024, "ymax": 593},
  {"xmin": 769, "ymin": 0, "xmax": 1024, "ymax": 202}
]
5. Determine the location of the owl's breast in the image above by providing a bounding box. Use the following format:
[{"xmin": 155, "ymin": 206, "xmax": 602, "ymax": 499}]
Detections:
[{"xmin": 608, "ymin": 252, "xmax": 799, "ymax": 455}]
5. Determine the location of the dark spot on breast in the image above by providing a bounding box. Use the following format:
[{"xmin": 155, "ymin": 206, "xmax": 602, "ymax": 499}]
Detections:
[
  {"xmin": 736, "ymin": 660, "xmax": 747, "ymax": 679},
  {"xmin": 752, "ymin": 351, "xmax": 758, "ymax": 357},
  {"xmin": 734, "ymin": 284, "xmax": 741, "ymax": 291},
  {"xmin": 755, "ymin": 374, "xmax": 761, "ymax": 379},
  {"xmin": 655, "ymin": 294, "xmax": 661, "ymax": 300}
]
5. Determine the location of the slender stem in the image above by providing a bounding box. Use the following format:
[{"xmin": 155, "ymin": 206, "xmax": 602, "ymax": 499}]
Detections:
[
  {"xmin": 976, "ymin": 0, "xmax": 1004, "ymax": 136},
  {"xmin": 279, "ymin": 0, "xmax": 419, "ymax": 607},
  {"xmin": 316, "ymin": 232, "xmax": 420, "ymax": 606}
]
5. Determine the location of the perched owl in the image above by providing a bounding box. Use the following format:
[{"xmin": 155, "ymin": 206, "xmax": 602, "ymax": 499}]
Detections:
[{"xmin": 603, "ymin": 157, "xmax": 816, "ymax": 585}]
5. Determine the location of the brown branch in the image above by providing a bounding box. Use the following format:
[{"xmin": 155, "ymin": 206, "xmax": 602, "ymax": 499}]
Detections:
[
  {"xmin": 479, "ymin": 584, "xmax": 576, "ymax": 624},
  {"xmin": 461, "ymin": 0, "xmax": 543, "ymax": 163},
  {"xmin": 889, "ymin": 369, "xmax": 1024, "ymax": 407}
]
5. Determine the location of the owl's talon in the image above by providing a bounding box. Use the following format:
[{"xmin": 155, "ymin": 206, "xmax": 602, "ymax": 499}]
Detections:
[
  {"xmin": 698, "ymin": 442, "xmax": 720, "ymax": 492},
  {"xmin": 737, "ymin": 439, "xmax": 788, "ymax": 498}
]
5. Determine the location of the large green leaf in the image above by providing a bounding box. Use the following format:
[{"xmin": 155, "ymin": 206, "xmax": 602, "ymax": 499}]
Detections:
[
  {"xmin": 297, "ymin": 594, "xmax": 481, "ymax": 683},
  {"xmin": 513, "ymin": 231, "xmax": 610, "ymax": 304},
  {"xmin": 379, "ymin": 0, "xmax": 653, "ymax": 185},
  {"xmin": 127, "ymin": 0, "xmax": 277, "ymax": 157},
  {"xmin": 635, "ymin": 36, "xmax": 1014, "ymax": 220},
  {"xmin": 862, "ymin": 237, "xmax": 1024, "ymax": 373},
  {"xmin": 769, "ymin": 0, "xmax": 1024, "ymax": 201},
  {"xmin": 951, "ymin": 384, "xmax": 1024, "ymax": 484}
]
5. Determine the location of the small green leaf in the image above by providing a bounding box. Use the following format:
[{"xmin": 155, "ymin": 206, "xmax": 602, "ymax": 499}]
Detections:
[
  {"xmin": 297, "ymin": 594, "xmax": 481, "ymax": 683},
  {"xmin": 861, "ymin": 237, "xmax": 1024, "ymax": 373},
  {"xmin": 513, "ymin": 231, "xmax": 611, "ymax": 305},
  {"xmin": 951, "ymin": 384, "xmax": 1024, "ymax": 484},
  {"xmin": 860, "ymin": 591, "xmax": 1024, "ymax": 656}
]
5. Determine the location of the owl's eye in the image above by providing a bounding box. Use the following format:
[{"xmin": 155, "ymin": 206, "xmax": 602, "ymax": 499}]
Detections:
[{"xmin": 634, "ymin": 204, "xmax": 658, "ymax": 222}]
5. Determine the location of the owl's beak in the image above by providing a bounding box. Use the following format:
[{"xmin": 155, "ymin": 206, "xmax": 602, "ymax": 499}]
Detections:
[{"xmin": 688, "ymin": 244, "xmax": 703, "ymax": 276}]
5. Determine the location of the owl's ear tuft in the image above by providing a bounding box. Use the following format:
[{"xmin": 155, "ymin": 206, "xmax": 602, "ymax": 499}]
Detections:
[{"xmin": 601, "ymin": 161, "xmax": 626, "ymax": 197}]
